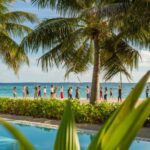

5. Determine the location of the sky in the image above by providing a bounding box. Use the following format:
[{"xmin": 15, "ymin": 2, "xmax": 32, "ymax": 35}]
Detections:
[{"xmin": 0, "ymin": 1, "xmax": 150, "ymax": 83}]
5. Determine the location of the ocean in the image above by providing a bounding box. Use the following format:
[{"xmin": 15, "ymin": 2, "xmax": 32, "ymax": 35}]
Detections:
[{"xmin": 0, "ymin": 82, "xmax": 149, "ymax": 99}]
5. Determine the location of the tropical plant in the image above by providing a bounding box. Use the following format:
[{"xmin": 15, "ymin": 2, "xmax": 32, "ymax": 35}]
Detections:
[
  {"xmin": 0, "ymin": 71, "xmax": 150, "ymax": 150},
  {"xmin": 56, "ymin": 72, "xmax": 150, "ymax": 150},
  {"xmin": 21, "ymin": 0, "xmax": 150, "ymax": 104},
  {"xmin": 0, "ymin": 0, "xmax": 38, "ymax": 73},
  {"xmin": 0, "ymin": 98, "xmax": 120, "ymax": 123}
]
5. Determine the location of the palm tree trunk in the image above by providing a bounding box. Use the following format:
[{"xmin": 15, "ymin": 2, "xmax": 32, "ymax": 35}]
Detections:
[{"xmin": 90, "ymin": 36, "xmax": 100, "ymax": 104}]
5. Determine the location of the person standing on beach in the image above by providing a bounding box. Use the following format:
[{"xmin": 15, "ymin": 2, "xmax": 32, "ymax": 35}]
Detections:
[
  {"xmin": 67, "ymin": 87, "xmax": 73, "ymax": 99},
  {"xmin": 60, "ymin": 86, "xmax": 64, "ymax": 99},
  {"xmin": 69, "ymin": 87, "xmax": 73, "ymax": 99},
  {"xmin": 118, "ymin": 85, "xmax": 122, "ymax": 102},
  {"xmin": 12, "ymin": 87, "xmax": 17, "ymax": 98},
  {"xmin": 104, "ymin": 87, "xmax": 108, "ymax": 101},
  {"xmin": 50, "ymin": 85, "xmax": 54, "ymax": 98},
  {"xmin": 110, "ymin": 88, "xmax": 113, "ymax": 99},
  {"xmin": 75, "ymin": 87, "xmax": 80, "ymax": 99},
  {"xmin": 86, "ymin": 86, "xmax": 90, "ymax": 100},
  {"xmin": 54, "ymin": 86, "xmax": 58, "ymax": 98},
  {"xmin": 100, "ymin": 87, "xmax": 103, "ymax": 100},
  {"xmin": 22, "ymin": 86, "xmax": 26, "ymax": 97},
  {"xmin": 38, "ymin": 86, "xmax": 41, "ymax": 98},
  {"xmin": 34, "ymin": 86, "xmax": 38, "ymax": 99},
  {"xmin": 43, "ymin": 87, "xmax": 47, "ymax": 97},
  {"xmin": 67, "ymin": 87, "xmax": 70, "ymax": 99},
  {"xmin": 146, "ymin": 86, "xmax": 149, "ymax": 98},
  {"xmin": 26, "ymin": 86, "xmax": 29, "ymax": 97}
]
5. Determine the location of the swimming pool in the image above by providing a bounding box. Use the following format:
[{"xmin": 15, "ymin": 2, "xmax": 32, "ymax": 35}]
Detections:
[{"xmin": 0, "ymin": 122, "xmax": 149, "ymax": 150}]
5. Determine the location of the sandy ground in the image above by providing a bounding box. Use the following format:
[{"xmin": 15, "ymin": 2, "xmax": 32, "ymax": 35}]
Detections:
[
  {"xmin": 79, "ymin": 98, "xmax": 124, "ymax": 104},
  {"xmin": 0, "ymin": 114, "xmax": 149, "ymax": 139},
  {"xmin": 0, "ymin": 96, "xmax": 144, "ymax": 103}
]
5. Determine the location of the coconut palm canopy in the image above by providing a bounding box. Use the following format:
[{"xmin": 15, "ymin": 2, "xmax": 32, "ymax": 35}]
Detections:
[
  {"xmin": 0, "ymin": 0, "xmax": 38, "ymax": 73},
  {"xmin": 22, "ymin": 0, "xmax": 150, "ymax": 103}
]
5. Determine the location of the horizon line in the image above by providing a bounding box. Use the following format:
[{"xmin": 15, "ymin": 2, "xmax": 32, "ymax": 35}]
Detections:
[{"xmin": 0, "ymin": 82, "xmax": 142, "ymax": 84}]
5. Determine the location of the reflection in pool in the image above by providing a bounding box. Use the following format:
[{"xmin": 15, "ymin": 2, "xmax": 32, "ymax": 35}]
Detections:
[{"xmin": 0, "ymin": 123, "xmax": 149, "ymax": 150}]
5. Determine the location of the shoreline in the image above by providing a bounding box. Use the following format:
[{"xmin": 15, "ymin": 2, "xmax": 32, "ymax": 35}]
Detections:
[{"xmin": 0, "ymin": 114, "xmax": 150, "ymax": 139}]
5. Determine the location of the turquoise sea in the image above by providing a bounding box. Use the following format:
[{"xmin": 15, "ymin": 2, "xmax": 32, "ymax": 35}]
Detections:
[{"xmin": 0, "ymin": 82, "xmax": 149, "ymax": 99}]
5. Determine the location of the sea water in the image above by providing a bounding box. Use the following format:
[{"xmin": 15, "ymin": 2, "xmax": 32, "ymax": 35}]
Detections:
[{"xmin": 0, "ymin": 82, "xmax": 149, "ymax": 99}]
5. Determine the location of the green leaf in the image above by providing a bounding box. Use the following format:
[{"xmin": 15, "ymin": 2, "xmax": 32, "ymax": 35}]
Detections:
[
  {"xmin": 54, "ymin": 100, "xmax": 80, "ymax": 150},
  {"xmin": 117, "ymin": 99, "xmax": 150, "ymax": 149},
  {"xmin": 0, "ymin": 118, "xmax": 35, "ymax": 150},
  {"xmin": 88, "ymin": 71, "xmax": 150, "ymax": 150},
  {"xmin": 102, "ymin": 99, "xmax": 150, "ymax": 150}
]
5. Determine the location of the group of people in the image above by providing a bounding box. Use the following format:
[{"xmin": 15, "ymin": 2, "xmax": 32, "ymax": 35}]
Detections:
[
  {"xmin": 13, "ymin": 86, "xmax": 30, "ymax": 98},
  {"xmin": 35, "ymin": 85, "xmax": 58, "ymax": 99},
  {"xmin": 67, "ymin": 87, "xmax": 79, "ymax": 99},
  {"xmin": 12, "ymin": 85, "xmax": 90, "ymax": 100},
  {"xmin": 12, "ymin": 85, "xmax": 123, "ymax": 101},
  {"xmin": 100, "ymin": 86, "xmax": 122, "ymax": 102},
  {"xmin": 11, "ymin": 84, "xmax": 150, "ymax": 100}
]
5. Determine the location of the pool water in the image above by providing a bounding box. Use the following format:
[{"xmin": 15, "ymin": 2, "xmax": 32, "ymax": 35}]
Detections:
[{"xmin": 0, "ymin": 123, "xmax": 149, "ymax": 150}]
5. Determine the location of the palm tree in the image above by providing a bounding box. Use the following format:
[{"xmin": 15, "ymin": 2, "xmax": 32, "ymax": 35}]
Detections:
[
  {"xmin": 22, "ymin": 0, "xmax": 149, "ymax": 104},
  {"xmin": 0, "ymin": 0, "xmax": 38, "ymax": 73}
]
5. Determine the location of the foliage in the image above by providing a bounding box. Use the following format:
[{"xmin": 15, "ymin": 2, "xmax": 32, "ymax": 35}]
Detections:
[
  {"xmin": 0, "ymin": 0, "xmax": 38, "ymax": 73},
  {"xmin": 0, "ymin": 98, "xmax": 119, "ymax": 123},
  {"xmin": 0, "ymin": 98, "xmax": 149, "ymax": 126}
]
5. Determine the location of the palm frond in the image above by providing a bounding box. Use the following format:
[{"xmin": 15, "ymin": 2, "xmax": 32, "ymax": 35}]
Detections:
[
  {"xmin": 107, "ymin": 1, "xmax": 150, "ymax": 48},
  {"xmin": 3, "ymin": 23, "xmax": 32, "ymax": 38},
  {"xmin": 0, "ymin": 0, "xmax": 37, "ymax": 73},
  {"xmin": 0, "ymin": 32, "xmax": 29, "ymax": 73},
  {"xmin": 0, "ymin": 11, "xmax": 38, "ymax": 24},
  {"xmin": 38, "ymin": 28, "xmax": 89, "ymax": 71},
  {"xmin": 0, "ymin": 0, "xmax": 18, "ymax": 3},
  {"xmin": 22, "ymin": 17, "xmax": 79, "ymax": 52},
  {"xmin": 31, "ymin": 0, "xmax": 95, "ymax": 16},
  {"xmin": 0, "ymin": 4, "xmax": 8, "ymax": 12},
  {"xmin": 101, "ymin": 38, "xmax": 140, "ymax": 80},
  {"xmin": 64, "ymin": 39, "xmax": 93, "ymax": 77},
  {"xmin": 102, "ymin": 54, "xmax": 132, "ymax": 81}
]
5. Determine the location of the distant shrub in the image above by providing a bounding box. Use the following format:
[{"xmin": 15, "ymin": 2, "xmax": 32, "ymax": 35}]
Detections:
[{"xmin": 0, "ymin": 98, "xmax": 149, "ymax": 126}]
